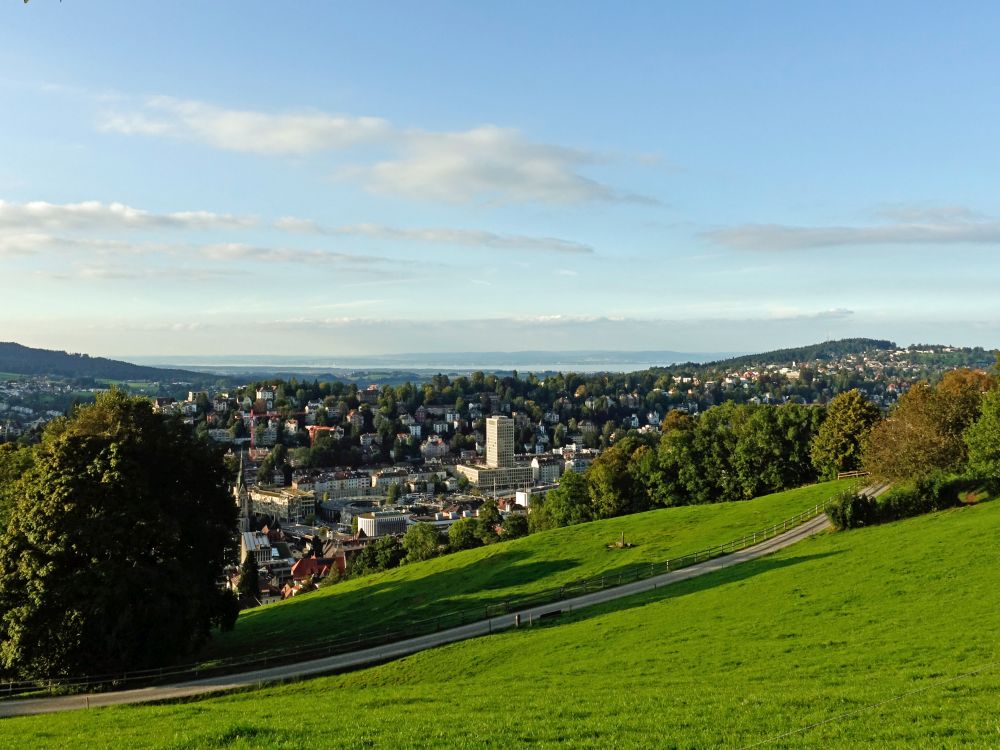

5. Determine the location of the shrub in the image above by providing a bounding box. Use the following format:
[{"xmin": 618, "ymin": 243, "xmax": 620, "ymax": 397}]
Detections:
[
  {"xmin": 826, "ymin": 489, "xmax": 875, "ymax": 530},
  {"xmin": 829, "ymin": 472, "xmax": 969, "ymax": 530}
]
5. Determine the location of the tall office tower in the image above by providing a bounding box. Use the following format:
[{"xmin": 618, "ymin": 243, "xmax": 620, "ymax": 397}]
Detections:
[{"xmin": 486, "ymin": 415, "xmax": 514, "ymax": 468}]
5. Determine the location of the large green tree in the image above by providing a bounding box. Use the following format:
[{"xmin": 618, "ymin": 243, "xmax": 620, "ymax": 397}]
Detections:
[
  {"xmin": 475, "ymin": 500, "xmax": 502, "ymax": 543},
  {"xmin": 965, "ymin": 386, "xmax": 1000, "ymax": 479},
  {"xmin": 531, "ymin": 470, "xmax": 592, "ymax": 530},
  {"xmin": 588, "ymin": 435, "xmax": 652, "ymax": 518},
  {"xmin": 448, "ymin": 517, "xmax": 481, "ymax": 552},
  {"xmin": 0, "ymin": 444, "xmax": 33, "ymax": 530},
  {"xmin": 810, "ymin": 390, "xmax": 881, "ymax": 479},
  {"xmin": 402, "ymin": 522, "xmax": 441, "ymax": 564},
  {"xmin": 0, "ymin": 390, "xmax": 238, "ymax": 680}
]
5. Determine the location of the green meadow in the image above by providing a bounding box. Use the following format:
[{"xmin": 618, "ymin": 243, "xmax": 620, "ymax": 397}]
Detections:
[
  {"xmin": 205, "ymin": 480, "xmax": 853, "ymax": 660},
  {"xmin": 5, "ymin": 488, "xmax": 999, "ymax": 748}
]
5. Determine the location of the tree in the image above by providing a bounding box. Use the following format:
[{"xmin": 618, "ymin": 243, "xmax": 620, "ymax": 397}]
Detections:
[
  {"xmin": 0, "ymin": 444, "xmax": 33, "ymax": 530},
  {"xmin": 237, "ymin": 555, "xmax": 260, "ymax": 600},
  {"xmin": 965, "ymin": 386, "xmax": 1000, "ymax": 479},
  {"xmin": 500, "ymin": 513, "xmax": 529, "ymax": 539},
  {"xmin": 0, "ymin": 390, "xmax": 238, "ymax": 680},
  {"xmin": 372, "ymin": 535, "xmax": 405, "ymax": 571},
  {"xmin": 588, "ymin": 435, "xmax": 651, "ymax": 518},
  {"xmin": 865, "ymin": 370, "xmax": 993, "ymax": 481},
  {"xmin": 385, "ymin": 482, "xmax": 402, "ymax": 505},
  {"xmin": 448, "ymin": 517, "xmax": 481, "ymax": 552},
  {"xmin": 352, "ymin": 535, "xmax": 404, "ymax": 575},
  {"xmin": 810, "ymin": 390, "xmax": 881, "ymax": 479},
  {"xmin": 403, "ymin": 523, "xmax": 441, "ymax": 564},
  {"xmin": 538, "ymin": 470, "xmax": 592, "ymax": 528},
  {"xmin": 476, "ymin": 500, "xmax": 502, "ymax": 543}
]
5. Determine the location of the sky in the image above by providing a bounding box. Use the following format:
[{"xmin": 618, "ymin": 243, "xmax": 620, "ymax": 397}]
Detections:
[{"xmin": 3, "ymin": 2, "xmax": 1000, "ymax": 358}]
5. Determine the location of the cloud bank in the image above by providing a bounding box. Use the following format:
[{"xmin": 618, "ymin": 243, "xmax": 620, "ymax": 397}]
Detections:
[
  {"xmin": 706, "ymin": 207, "xmax": 1000, "ymax": 250},
  {"xmin": 275, "ymin": 217, "xmax": 594, "ymax": 254},
  {"xmin": 0, "ymin": 199, "xmax": 256, "ymax": 232}
]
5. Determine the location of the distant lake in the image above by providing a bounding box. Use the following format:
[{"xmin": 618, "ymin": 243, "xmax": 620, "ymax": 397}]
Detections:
[{"xmin": 126, "ymin": 350, "xmax": 741, "ymax": 375}]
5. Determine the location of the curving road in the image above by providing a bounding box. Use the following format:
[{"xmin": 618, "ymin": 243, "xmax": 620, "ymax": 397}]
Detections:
[{"xmin": 0, "ymin": 509, "xmax": 845, "ymax": 718}]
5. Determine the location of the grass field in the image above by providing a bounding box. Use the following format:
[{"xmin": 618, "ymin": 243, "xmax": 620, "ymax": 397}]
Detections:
[
  {"xmin": 95, "ymin": 379, "xmax": 161, "ymax": 394},
  {"xmin": 5, "ymin": 487, "xmax": 1000, "ymax": 747},
  {"xmin": 204, "ymin": 480, "xmax": 854, "ymax": 660}
]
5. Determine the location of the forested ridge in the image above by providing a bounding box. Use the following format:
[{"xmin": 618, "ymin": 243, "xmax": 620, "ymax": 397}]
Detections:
[{"xmin": 0, "ymin": 342, "xmax": 205, "ymax": 382}]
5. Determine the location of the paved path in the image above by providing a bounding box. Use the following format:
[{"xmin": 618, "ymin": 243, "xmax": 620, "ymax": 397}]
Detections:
[{"xmin": 0, "ymin": 510, "xmax": 838, "ymax": 717}]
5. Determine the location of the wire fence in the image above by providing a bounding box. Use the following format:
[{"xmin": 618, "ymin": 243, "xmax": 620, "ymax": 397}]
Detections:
[{"xmin": 1, "ymin": 491, "xmax": 845, "ymax": 700}]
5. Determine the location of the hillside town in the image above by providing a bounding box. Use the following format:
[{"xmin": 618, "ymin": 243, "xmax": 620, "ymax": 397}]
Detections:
[{"xmin": 2, "ymin": 341, "xmax": 996, "ymax": 608}]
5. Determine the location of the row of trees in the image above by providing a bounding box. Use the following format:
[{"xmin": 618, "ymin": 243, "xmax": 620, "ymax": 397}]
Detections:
[
  {"xmin": 528, "ymin": 391, "xmax": 880, "ymax": 531},
  {"xmin": 530, "ymin": 365, "xmax": 1000, "ymax": 535},
  {"xmin": 825, "ymin": 366, "xmax": 1000, "ymax": 529}
]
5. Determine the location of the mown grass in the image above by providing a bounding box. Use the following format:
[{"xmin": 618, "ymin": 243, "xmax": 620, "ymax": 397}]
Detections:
[
  {"xmin": 3, "ymin": 485, "xmax": 999, "ymax": 748},
  {"xmin": 204, "ymin": 480, "xmax": 853, "ymax": 660},
  {"xmin": 96, "ymin": 379, "xmax": 160, "ymax": 394}
]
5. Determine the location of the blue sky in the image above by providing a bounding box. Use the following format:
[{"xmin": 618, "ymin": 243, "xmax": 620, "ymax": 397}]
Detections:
[{"xmin": 3, "ymin": 2, "xmax": 999, "ymax": 357}]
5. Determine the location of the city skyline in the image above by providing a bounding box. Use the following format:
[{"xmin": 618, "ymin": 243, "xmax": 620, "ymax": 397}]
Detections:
[{"xmin": 4, "ymin": 3, "xmax": 1000, "ymax": 357}]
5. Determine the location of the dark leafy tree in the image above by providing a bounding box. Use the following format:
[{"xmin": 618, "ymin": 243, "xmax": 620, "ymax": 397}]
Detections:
[
  {"xmin": 588, "ymin": 435, "xmax": 652, "ymax": 518},
  {"xmin": 352, "ymin": 535, "xmax": 405, "ymax": 575},
  {"xmin": 476, "ymin": 500, "xmax": 502, "ymax": 543},
  {"xmin": 532, "ymin": 470, "xmax": 592, "ymax": 530},
  {"xmin": 403, "ymin": 523, "xmax": 441, "ymax": 563},
  {"xmin": 0, "ymin": 444, "xmax": 33, "ymax": 530},
  {"xmin": 237, "ymin": 556, "xmax": 260, "ymax": 600},
  {"xmin": 500, "ymin": 513, "xmax": 529, "ymax": 539},
  {"xmin": 448, "ymin": 517, "xmax": 481, "ymax": 552},
  {"xmin": 0, "ymin": 390, "xmax": 238, "ymax": 680}
]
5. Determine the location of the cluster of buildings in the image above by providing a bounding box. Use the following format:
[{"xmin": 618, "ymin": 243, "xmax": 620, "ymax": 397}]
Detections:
[{"xmin": 0, "ymin": 377, "xmax": 79, "ymax": 440}]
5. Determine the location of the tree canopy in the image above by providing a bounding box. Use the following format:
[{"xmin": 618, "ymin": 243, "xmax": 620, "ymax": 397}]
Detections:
[
  {"xmin": 403, "ymin": 522, "xmax": 441, "ymax": 564},
  {"xmin": 0, "ymin": 390, "xmax": 238, "ymax": 680},
  {"xmin": 864, "ymin": 369, "xmax": 994, "ymax": 482},
  {"xmin": 965, "ymin": 385, "xmax": 1000, "ymax": 480},
  {"xmin": 810, "ymin": 389, "xmax": 881, "ymax": 479}
]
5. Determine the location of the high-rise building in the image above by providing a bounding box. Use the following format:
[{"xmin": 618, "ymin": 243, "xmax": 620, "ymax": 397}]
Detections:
[{"xmin": 486, "ymin": 416, "xmax": 514, "ymax": 468}]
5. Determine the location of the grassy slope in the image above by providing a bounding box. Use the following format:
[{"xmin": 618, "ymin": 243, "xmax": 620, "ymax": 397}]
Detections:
[
  {"xmin": 9, "ymin": 490, "xmax": 1000, "ymax": 748},
  {"xmin": 205, "ymin": 480, "xmax": 852, "ymax": 659}
]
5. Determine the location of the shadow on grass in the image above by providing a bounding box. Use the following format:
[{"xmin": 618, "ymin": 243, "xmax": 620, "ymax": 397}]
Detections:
[
  {"xmin": 531, "ymin": 550, "xmax": 841, "ymax": 629},
  {"xmin": 204, "ymin": 548, "xmax": 579, "ymax": 659}
]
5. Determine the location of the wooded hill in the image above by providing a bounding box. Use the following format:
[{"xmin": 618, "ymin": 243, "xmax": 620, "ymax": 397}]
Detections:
[
  {"xmin": 0, "ymin": 342, "xmax": 205, "ymax": 382},
  {"xmin": 698, "ymin": 338, "xmax": 896, "ymax": 369}
]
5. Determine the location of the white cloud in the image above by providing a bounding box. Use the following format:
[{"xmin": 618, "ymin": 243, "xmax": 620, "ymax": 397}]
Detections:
[
  {"xmin": 276, "ymin": 216, "xmax": 595, "ymax": 254},
  {"xmin": 0, "ymin": 233, "xmax": 52, "ymax": 256},
  {"xmin": 99, "ymin": 96, "xmax": 655, "ymax": 205},
  {"xmin": 199, "ymin": 242, "xmax": 389, "ymax": 267},
  {"xmin": 35, "ymin": 265, "xmax": 230, "ymax": 282},
  {"xmin": 273, "ymin": 216, "xmax": 324, "ymax": 233},
  {"xmin": 706, "ymin": 207, "xmax": 1000, "ymax": 250},
  {"xmin": 361, "ymin": 126, "xmax": 641, "ymax": 205},
  {"xmin": 100, "ymin": 96, "xmax": 391, "ymax": 156},
  {"xmin": 767, "ymin": 307, "xmax": 855, "ymax": 321},
  {"xmin": 0, "ymin": 199, "xmax": 256, "ymax": 232}
]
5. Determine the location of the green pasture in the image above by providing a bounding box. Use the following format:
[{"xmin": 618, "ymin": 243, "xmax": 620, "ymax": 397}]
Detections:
[
  {"xmin": 205, "ymin": 480, "xmax": 853, "ymax": 660},
  {"xmin": 5, "ymin": 487, "xmax": 999, "ymax": 748}
]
